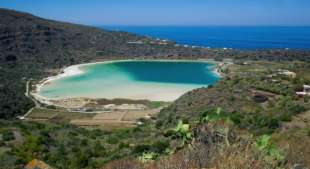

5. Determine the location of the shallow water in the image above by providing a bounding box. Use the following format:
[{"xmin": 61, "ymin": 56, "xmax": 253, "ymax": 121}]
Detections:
[{"xmin": 38, "ymin": 60, "xmax": 220, "ymax": 101}]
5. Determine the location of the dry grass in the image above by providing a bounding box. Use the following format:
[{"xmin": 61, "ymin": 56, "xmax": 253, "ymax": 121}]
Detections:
[
  {"xmin": 70, "ymin": 119, "xmax": 135, "ymax": 130},
  {"xmin": 26, "ymin": 107, "xmax": 160, "ymax": 130},
  {"xmin": 210, "ymin": 145, "xmax": 273, "ymax": 169},
  {"xmin": 102, "ymin": 121, "xmax": 278, "ymax": 169},
  {"xmin": 122, "ymin": 109, "xmax": 159, "ymax": 121},
  {"xmin": 93, "ymin": 111, "xmax": 126, "ymax": 121},
  {"xmin": 102, "ymin": 142, "xmax": 274, "ymax": 169},
  {"xmin": 26, "ymin": 108, "xmax": 59, "ymax": 119},
  {"xmin": 26, "ymin": 108, "xmax": 96, "ymax": 124},
  {"xmin": 274, "ymin": 111, "xmax": 310, "ymax": 168}
]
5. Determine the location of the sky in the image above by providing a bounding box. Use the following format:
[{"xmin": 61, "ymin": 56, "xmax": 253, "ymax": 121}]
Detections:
[{"xmin": 0, "ymin": 0, "xmax": 310, "ymax": 26}]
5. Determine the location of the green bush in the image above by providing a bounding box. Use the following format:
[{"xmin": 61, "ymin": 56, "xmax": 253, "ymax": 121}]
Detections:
[
  {"xmin": 232, "ymin": 112, "xmax": 280, "ymax": 134},
  {"xmin": 288, "ymin": 104, "xmax": 306, "ymax": 115},
  {"xmin": 255, "ymin": 135, "xmax": 284, "ymax": 161},
  {"xmin": 132, "ymin": 144, "xmax": 151, "ymax": 154},
  {"xmin": 151, "ymin": 140, "xmax": 169, "ymax": 154},
  {"xmin": 106, "ymin": 136, "xmax": 119, "ymax": 144},
  {"xmin": 172, "ymin": 120, "xmax": 192, "ymax": 146},
  {"xmin": 278, "ymin": 113, "xmax": 292, "ymax": 122},
  {"xmin": 2, "ymin": 130, "xmax": 15, "ymax": 141},
  {"xmin": 46, "ymin": 105, "xmax": 56, "ymax": 109},
  {"xmin": 138, "ymin": 152, "xmax": 159, "ymax": 162},
  {"xmin": 93, "ymin": 141, "xmax": 106, "ymax": 157},
  {"xmin": 118, "ymin": 142, "xmax": 129, "ymax": 149},
  {"xmin": 201, "ymin": 107, "xmax": 227, "ymax": 122},
  {"xmin": 0, "ymin": 140, "xmax": 5, "ymax": 146},
  {"xmin": 155, "ymin": 120, "xmax": 163, "ymax": 129}
]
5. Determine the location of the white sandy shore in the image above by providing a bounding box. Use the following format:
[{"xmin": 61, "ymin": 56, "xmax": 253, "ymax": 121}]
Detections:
[
  {"xmin": 32, "ymin": 64, "xmax": 87, "ymax": 105},
  {"xmin": 33, "ymin": 59, "xmax": 222, "ymax": 104},
  {"xmin": 36, "ymin": 64, "xmax": 84, "ymax": 93}
]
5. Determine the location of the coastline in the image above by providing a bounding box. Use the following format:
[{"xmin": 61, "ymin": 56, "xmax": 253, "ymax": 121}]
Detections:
[
  {"xmin": 32, "ymin": 59, "xmax": 224, "ymax": 106},
  {"xmin": 35, "ymin": 64, "xmax": 84, "ymax": 94}
]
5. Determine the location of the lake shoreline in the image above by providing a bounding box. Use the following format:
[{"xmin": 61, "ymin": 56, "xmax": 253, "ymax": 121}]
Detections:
[{"xmin": 31, "ymin": 59, "xmax": 224, "ymax": 107}]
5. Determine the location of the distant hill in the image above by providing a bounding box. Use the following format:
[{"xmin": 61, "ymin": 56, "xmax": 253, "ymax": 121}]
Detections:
[{"xmin": 0, "ymin": 8, "xmax": 205, "ymax": 67}]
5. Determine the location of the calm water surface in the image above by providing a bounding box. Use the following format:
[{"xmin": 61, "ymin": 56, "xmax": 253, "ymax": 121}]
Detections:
[
  {"xmin": 102, "ymin": 26, "xmax": 310, "ymax": 49},
  {"xmin": 39, "ymin": 61, "xmax": 220, "ymax": 101}
]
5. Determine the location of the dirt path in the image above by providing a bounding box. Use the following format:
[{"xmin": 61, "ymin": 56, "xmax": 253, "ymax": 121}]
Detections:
[
  {"xmin": 118, "ymin": 111, "xmax": 128, "ymax": 121},
  {"xmin": 21, "ymin": 80, "xmax": 41, "ymax": 119},
  {"xmin": 25, "ymin": 80, "xmax": 40, "ymax": 107}
]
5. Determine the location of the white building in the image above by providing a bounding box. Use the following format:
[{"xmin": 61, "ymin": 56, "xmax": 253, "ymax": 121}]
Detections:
[
  {"xmin": 277, "ymin": 69, "xmax": 296, "ymax": 78},
  {"xmin": 296, "ymin": 85, "xmax": 310, "ymax": 96}
]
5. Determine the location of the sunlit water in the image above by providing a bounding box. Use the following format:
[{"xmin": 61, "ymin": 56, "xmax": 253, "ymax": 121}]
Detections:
[
  {"xmin": 38, "ymin": 60, "xmax": 220, "ymax": 101},
  {"xmin": 103, "ymin": 26, "xmax": 310, "ymax": 49}
]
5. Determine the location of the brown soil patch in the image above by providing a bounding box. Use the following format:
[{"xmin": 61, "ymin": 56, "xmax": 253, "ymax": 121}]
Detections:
[{"xmin": 93, "ymin": 111, "xmax": 126, "ymax": 121}]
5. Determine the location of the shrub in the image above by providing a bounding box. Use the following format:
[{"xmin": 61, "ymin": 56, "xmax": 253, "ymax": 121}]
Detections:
[
  {"xmin": 304, "ymin": 96, "xmax": 310, "ymax": 103},
  {"xmin": 138, "ymin": 152, "xmax": 159, "ymax": 162},
  {"xmin": 93, "ymin": 141, "xmax": 106, "ymax": 157},
  {"xmin": 151, "ymin": 140, "xmax": 169, "ymax": 154},
  {"xmin": 133, "ymin": 144, "xmax": 151, "ymax": 154},
  {"xmin": 118, "ymin": 142, "xmax": 129, "ymax": 149},
  {"xmin": 106, "ymin": 136, "xmax": 119, "ymax": 144},
  {"xmin": 230, "ymin": 112, "xmax": 280, "ymax": 134},
  {"xmin": 278, "ymin": 113, "xmax": 292, "ymax": 122},
  {"xmin": 172, "ymin": 120, "xmax": 192, "ymax": 146},
  {"xmin": 81, "ymin": 139, "xmax": 88, "ymax": 146},
  {"xmin": 46, "ymin": 105, "xmax": 56, "ymax": 109},
  {"xmin": 2, "ymin": 130, "xmax": 15, "ymax": 141},
  {"xmin": 132, "ymin": 140, "xmax": 169, "ymax": 158},
  {"xmin": 155, "ymin": 120, "xmax": 163, "ymax": 129},
  {"xmin": 288, "ymin": 104, "xmax": 306, "ymax": 115},
  {"xmin": 0, "ymin": 140, "xmax": 5, "ymax": 146},
  {"xmin": 201, "ymin": 107, "xmax": 226, "ymax": 122},
  {"xmin": 255, "ymin": 135, "xmax": 284, "ymax": 161}
]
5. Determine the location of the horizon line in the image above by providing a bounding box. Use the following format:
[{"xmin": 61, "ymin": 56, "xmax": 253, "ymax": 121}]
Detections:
[{"xmin": 98, "ymin": 24, "xmax": 310, "ymax": 27}]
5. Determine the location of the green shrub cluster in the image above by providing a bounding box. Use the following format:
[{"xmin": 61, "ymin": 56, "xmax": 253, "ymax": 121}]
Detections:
[
  {"xmin": 255, "ymin": 135, "xmax": 284, "ymax": 161},
  {"xmin": 2, "ymin": 130, "xmax": 15, "ymax": 141}
]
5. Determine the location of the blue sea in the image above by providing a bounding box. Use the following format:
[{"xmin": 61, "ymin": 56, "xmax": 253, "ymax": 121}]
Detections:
[{"xmin": 102, "ymin": 26, "xmax": 310, "ymax": 50}]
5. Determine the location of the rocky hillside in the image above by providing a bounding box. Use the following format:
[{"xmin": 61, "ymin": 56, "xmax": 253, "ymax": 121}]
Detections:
[
  {"xmin": 0, "ymin": 8, "xmax": 206, "ymax": 68},
  {"xmin": 0, "ymin": 8, "xmax": 209, "ymax": 119}
]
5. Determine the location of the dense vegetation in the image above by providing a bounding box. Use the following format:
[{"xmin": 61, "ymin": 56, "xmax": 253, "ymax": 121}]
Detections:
[
  {"xmin": 1, "ymin": 61, "xmax": 309, "ymax": 169},
  {"xmin": 0, "ymin": 120, "xmax": 170, "ymax": 168},
  {"xmin": 102, "ymin": 61, "xmax": 310, "ymax": 169},
  {"xmin": 0, "ymin": 8, "xmax": 310, "ymax": 169}
]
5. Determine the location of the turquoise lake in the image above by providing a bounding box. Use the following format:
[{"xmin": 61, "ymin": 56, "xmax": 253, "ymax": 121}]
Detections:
[{"xmin": 38, "ymin": 60, "xmax": 220, "ymax": 101}]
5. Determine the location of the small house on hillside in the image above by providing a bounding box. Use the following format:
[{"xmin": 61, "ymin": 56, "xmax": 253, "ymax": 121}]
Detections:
[
  {"xmin": 296, "ymin": 85, "xmax": 310, "ymax": 97},
  {"xmin": 127, "ymin": 41, "xmax": 144, "ymax": 44},
  {"xmin": 277, "ymin": 69, "xmax": 296, "ymax": 78}
]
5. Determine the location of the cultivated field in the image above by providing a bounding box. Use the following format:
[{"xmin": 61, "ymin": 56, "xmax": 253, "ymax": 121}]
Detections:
[{"xmin": 25, "ymin": 106, "xmax": 163, "ymax": 130}]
